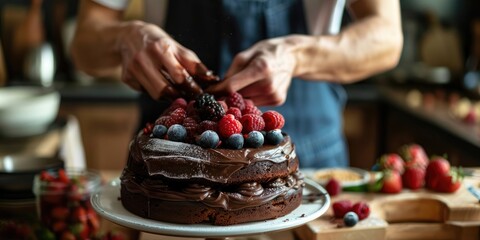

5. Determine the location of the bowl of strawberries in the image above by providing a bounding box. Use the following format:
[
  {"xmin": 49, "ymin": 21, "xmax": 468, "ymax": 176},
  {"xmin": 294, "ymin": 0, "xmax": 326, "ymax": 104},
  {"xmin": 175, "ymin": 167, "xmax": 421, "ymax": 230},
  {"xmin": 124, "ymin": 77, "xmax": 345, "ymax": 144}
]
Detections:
[{"xmin": 33, "ymin": 168, "xmax": 102, "ymax": 239}]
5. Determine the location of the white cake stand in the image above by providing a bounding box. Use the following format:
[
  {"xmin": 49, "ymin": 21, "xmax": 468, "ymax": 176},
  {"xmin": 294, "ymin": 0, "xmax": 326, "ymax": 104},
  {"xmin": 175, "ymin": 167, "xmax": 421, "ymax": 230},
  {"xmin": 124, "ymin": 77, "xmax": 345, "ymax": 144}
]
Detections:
[{"xmin": 91, "ymin": 178, "xmax": 330, "ymax": 240}]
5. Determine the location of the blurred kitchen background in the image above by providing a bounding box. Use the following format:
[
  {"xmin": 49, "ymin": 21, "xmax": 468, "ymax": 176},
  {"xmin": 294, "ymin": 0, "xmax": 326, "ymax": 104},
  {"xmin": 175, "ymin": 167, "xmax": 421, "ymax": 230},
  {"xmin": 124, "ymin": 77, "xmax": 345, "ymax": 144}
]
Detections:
[{"xmin": 0, "ymin": 0, "xmax": 479, "ymax": 173}]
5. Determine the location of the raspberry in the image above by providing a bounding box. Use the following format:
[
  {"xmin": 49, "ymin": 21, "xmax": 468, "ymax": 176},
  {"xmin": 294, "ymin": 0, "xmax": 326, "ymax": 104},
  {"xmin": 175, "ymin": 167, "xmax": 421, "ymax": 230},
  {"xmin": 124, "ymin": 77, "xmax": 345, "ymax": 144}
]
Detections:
[
  {"xmin": 351, "ymin": 202, "xmax": 370, "ymax": 220},
  {"xmin": 143, "ymin": 122, "xmax": 154, "ymax": 135},
  {"xmin": 218, "ymin": 114, "xmax": 242, "ymax": 139},
  {"xmin": 183, "ymin": 120, "xmax": 199, "ymax": 143},
  {"xmin": 217, "ymin": 100, "xmax": 228, "ymax": 112},
  {"xmin": 169, "ymin": 108, "xmax": 186, "ymax": 124},
  {"xmin": 226, "ymin": 107, "xmax": 242, "ymax": 120},
  {"xmin": 240, "ymin": 114, "xmax": 265, "ymax": 133},
  {"xmin": 262, "ymin": 110, "xmax": 285, "ymax": 131},
  {"xmin": 332, "ymin": 200, "xmax": 353, "ymax": 219},
  {"xmin": 326, "ymin": 178, "xmax": 342, "ymax": 196},
  {"xmin": 155, "ymin": 116, "xmax": 176, "ymax": 128},
  {"xmin": 171, "ymin": 98, "xmax": 187, "ymax": 109},
  {"xmin": 199, "ymin": 120, "xmax": 218, "ymax": 133},
  {"xmin": 186, "ymin": 100, "xmax": 198, "ymax": 117},
  {"xmin": 244, "ymin": 99, "xmax": 254, "ymax": 107},
  {"xmin": 242, "ymin": 105, "xmax": 262, "ymax": 116},
  {"xmin": 226, "ymin": 92, "xmax": 245, "ymax": 111}
]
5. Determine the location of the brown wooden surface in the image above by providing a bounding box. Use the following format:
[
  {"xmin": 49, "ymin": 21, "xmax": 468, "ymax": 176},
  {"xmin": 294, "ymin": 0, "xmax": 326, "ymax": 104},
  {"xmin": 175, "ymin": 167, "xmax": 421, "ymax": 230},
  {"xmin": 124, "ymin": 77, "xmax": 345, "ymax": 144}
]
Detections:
[{"xmin": 294, "ymin": 175, "xmax": 480, "ymax": 240}]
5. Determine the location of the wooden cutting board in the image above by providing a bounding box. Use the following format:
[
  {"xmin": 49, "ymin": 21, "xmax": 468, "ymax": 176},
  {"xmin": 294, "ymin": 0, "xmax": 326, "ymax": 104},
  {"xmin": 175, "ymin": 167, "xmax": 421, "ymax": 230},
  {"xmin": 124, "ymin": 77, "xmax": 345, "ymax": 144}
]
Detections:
[{"xmin": 294, "ymin": 176, "xmax": 480, "ymax": 240}]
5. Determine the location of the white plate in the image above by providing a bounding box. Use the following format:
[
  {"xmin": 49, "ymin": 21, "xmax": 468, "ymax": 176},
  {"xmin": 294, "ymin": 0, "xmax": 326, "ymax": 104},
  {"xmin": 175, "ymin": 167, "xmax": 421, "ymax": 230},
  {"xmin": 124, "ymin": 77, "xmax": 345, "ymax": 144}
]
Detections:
[
  {"xmin": 303, "ymin": 167, "xmax": 370, "ymax": 188},
  {"xmin": 91, "ymin": 178, "xmax": 329, "ymax": 238}
]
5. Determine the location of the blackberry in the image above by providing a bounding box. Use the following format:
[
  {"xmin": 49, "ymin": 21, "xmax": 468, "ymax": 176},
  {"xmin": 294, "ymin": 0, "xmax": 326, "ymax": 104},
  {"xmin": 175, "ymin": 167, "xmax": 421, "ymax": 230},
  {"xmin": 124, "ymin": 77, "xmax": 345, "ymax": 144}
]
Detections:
[{"xmin": 194, "ymin": 94, "xmax": 225, "ymax": 121}]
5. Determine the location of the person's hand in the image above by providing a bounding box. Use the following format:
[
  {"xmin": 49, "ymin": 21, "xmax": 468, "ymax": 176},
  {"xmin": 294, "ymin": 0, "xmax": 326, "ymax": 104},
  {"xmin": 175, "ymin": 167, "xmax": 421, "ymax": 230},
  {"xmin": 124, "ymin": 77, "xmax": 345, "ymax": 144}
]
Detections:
[
  {"xmin": 117, "ymin": 21, "xmax": 218, "ymax": 100},
  {"xmin": 207, "ymin": 37, "xmax": 299, "ymax": 106}
]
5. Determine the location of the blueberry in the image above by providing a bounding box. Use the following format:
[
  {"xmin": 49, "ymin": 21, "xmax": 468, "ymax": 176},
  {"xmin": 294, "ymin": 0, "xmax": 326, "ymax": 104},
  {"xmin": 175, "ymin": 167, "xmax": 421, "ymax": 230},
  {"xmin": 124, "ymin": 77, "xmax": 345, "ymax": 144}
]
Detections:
[
  {"xmin": 343, "ymin": 212, "xmax": 359, "ymax": 227},
  {"xmin": 167, "ymin": 124, "xmax": 187, "ymax": 142},
  {"xmin": 266, "ymin": 129, "xmax": 284, "ymax": 145},
  {"xmin": 245, "ymin": 131, "xmax": 264, "ymax": 148},
  {"xmin": 152, "ymin": 125, "xmax": 167, "ymax": 138},
  {"xmin": 225, "ymin": 133, "xmax": 244, "ymax": 149},
  {"xmin": 197, "ymin": 130, "xmax": 220, "ymax": 148}
]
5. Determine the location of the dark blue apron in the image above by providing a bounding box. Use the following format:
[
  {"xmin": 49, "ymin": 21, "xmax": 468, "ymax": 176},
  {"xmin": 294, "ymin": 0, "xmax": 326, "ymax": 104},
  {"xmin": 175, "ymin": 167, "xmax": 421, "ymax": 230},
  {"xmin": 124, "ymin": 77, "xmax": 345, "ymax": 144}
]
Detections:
[{"xmin": 142, "ymin": 0, "xmax": 349, "ymax": 168}]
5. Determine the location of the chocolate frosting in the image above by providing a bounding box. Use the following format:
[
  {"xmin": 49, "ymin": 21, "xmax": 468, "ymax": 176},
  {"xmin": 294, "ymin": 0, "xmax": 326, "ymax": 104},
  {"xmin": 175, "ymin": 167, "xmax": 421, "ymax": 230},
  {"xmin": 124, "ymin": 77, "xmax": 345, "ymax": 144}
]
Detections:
[
  {"xmin": 121, "ymin": 169, "xmax": 304, "ymax": 210},
  {"xmin": 130, "ymin": 132, "xmax": 297, "ymax": 183}
]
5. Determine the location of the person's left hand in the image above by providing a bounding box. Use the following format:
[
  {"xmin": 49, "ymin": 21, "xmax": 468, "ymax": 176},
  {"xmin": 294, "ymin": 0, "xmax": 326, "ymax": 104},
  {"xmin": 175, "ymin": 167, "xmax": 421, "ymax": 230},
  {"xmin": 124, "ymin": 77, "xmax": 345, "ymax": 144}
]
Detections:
[{"xmin": 207, "ymin": 37, "xmax": 298, "ymax": 106}]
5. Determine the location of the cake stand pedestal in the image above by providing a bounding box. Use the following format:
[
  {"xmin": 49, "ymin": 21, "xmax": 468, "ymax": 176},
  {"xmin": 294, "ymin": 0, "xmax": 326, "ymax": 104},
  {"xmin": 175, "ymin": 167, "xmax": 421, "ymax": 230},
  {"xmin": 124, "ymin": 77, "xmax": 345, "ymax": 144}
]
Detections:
[{"xmin": 91, "ymin": 179, "xmax": 329, "ymax": 239}]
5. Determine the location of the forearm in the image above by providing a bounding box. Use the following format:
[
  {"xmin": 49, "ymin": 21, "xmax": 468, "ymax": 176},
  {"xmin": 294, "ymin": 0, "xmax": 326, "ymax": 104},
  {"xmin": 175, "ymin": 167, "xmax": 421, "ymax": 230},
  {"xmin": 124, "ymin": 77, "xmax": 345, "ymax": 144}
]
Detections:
[
  {"xmin": 70, "ymin": 1, "xmax": 127, "ymax": 77},
  {"xmin": 291, "ymin": 2, "xmax": 403, "ymax": 83}
]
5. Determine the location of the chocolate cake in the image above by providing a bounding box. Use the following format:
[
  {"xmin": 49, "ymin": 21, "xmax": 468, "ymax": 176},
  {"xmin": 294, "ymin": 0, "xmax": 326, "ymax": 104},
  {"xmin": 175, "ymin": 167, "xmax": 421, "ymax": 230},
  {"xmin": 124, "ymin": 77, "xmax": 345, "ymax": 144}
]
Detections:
[{"xmin": 120, "ymin": 93, "xmax": 304, "ymax": 225}]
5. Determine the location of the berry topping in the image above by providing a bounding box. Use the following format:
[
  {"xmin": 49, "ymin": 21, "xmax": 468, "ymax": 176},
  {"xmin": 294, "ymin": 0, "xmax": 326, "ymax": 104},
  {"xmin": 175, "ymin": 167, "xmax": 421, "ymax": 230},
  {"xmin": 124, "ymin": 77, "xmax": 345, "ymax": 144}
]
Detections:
[
  {"xmin": 262, "ymin": 111, "xmax": 285, "ymax": 131},
  {"xmin": 225, "ymin": 133, "xmax": 244, "ymax": 149},
  {"xmin": 169, "ymin": 108, "xmax": 187, "ymax": 124},
  {"xmin": 245, "ymin": 131, "xmax": 264, "ymax": 148},
  {"xmin": 242, "ymin": 105, "xmax": 262, "ymax": 116},
  {"xmin": 143, "ymin": 122, "xmax": 154, "ymax": 135},
  {"xmin": 218, "ymin": 114, "xmax": 243, "ymax": 139},
  {"xmin": 325, "ymin": 178, "xmax": 341, "ymax": 196},
  {"xmin": 194, "ymin": 93, "xmax": 226, "ymax": 121},
  {"xmin": 343, "ymin": 212, "xmax": 359, "ymax": 227},
  {"xmin": 244, "ymin": 99, "xmax": 254, "ymax": 107},
  {"xmin": 196, "ymin": 130, "xmax": 220, "ymax": 148},
  {"xmin": 167, "ymin": 124, "xmax": 187, "ymax": 142},
  {"xmin": 332, "ymin": 200, "xmax": 353, "ymax": 218},
  {"xmin": 226, "ymin": 107, "xmax": 242, "ymax": 120},
  {"xmin": 226, "ymin": 92, "xmax": 245, "ymax": 110},
  {"xmin": 171, "ymin": 98, "xmax": 187, "ymax": 109},
  {"xmin": 217, "ymin": 100, "xmax": 228, "ymax": 112},
  {"xmin": 240, "ymin": 114, "xmax": 265, "ymax": 133},
  {"xmin": 351, "ymin": 202, "xmax": 370, "ymax": 220},
  {"xmin": 265, "ymin": 129, "xmax": 284, "ymax": 145},
  {"xmin": 199, "ymin": 120, "xmax": 218, "ymax": 133},
  {"xmin": 152, "ymin": 125, "xmax": 167, "ymax": 138},
  {"xmin": 155, "ymin": 116, "xmax": 176, "ymax": 128}
]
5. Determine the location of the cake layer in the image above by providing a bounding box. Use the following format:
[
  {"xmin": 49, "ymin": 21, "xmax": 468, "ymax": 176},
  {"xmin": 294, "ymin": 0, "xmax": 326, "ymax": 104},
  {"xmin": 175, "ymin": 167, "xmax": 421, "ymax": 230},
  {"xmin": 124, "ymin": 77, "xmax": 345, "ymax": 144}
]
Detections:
[
  {"xmin": 128, "ymin": 131, "xmax": 299, "ymax": 185},
  {"xmin": 120, "ymin": 172, "xmax": 303, "ymax": 225}
]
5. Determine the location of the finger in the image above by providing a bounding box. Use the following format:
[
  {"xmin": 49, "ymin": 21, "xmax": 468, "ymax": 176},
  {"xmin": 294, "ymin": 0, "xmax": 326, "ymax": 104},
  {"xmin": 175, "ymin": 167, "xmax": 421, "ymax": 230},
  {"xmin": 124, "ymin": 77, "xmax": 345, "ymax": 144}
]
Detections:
[
  {"xmin": 207, "ymin": 57, "xmax": 267, "ymax": 94},
  {"xmin": 224, "ymin": 51, "xmax": 254, "ymax": 79},
  {"xmin": 149, "ymin": 41, "xmax": 203, "ymax": 98},
  {"xmin": 129, "ymin": 52, "xmax": 180, "ymax": 100},
  {"xmin": 123, "ymin": 72, "xmax": 143, "ymax": 92}
]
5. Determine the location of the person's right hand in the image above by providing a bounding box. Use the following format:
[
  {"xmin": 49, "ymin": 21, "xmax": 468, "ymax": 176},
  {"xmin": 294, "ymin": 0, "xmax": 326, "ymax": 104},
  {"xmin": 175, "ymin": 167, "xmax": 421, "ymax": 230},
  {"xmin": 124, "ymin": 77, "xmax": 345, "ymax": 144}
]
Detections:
[{"xmin": 116, "ymin": 21, "xmax": 218, "ymax": 100}]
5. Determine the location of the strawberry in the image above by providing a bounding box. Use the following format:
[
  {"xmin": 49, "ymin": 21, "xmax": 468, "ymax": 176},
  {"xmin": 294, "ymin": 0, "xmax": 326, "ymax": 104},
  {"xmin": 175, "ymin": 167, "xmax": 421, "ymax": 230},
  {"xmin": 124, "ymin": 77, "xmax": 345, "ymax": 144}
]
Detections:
[
  {"xmin": 325, "ymin": 178, "xmax": 341, "ymax": 196},
  {"xmin": 432, "ymin": 167, "xmax": 463, "ymax": 193},
  {"xmin": 57, "ymin": 169, "xmax": 70, "ymax": 184},
  {"xmin": 402, "ymin": 166, "xmax": 425, "ymax": 190},
  {"xmin": 400, "ymin": 144, "xmax": 429, "ymax": 170},
  {"xmin": 332, "ymin": 200, "xmax": 353, "ymax": 218},
  {"xmin": 381, "ymin": 170, "xmax": 402, "ymax": 194},
  {"xmin": 425, "ymin": 156, "xmax": 451, "ymax": 189},
  {"xmin": 40, "ymin": 170, "xmax": 55, "ymax": 182},
  {"xmin": 351, "ymin": 202, "xmax": 370, "ymax": 220},
  {"xmin": 378, "ymin": 153, "xmax": 404, "ymax": 173},
  {"xmin": 71, "ymin": 206, "xmax": 88, "ymax": 223},
  {"xmin": 51, "ymin": 206, "xmax": 69, "ymax": 220}
]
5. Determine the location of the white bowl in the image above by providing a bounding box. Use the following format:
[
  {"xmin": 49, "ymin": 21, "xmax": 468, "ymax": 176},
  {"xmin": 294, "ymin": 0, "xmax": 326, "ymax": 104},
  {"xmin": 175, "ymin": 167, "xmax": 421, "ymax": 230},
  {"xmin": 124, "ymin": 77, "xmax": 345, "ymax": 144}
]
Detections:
[{"xmin": 0, "ymin": 86, "xmax": 60, "ymax": 137}]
